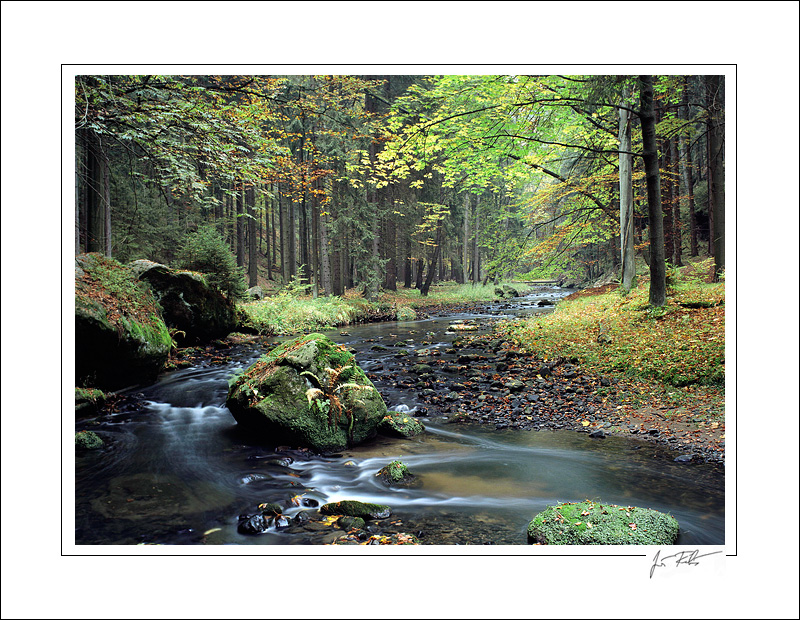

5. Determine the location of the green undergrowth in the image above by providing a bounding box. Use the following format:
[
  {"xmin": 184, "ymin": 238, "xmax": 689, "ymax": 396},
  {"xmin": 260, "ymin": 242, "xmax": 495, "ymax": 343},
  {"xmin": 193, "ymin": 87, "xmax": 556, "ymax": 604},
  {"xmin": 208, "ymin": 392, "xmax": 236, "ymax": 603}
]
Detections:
[
  {"xmin": 500, "ymin": 277, "xmax": 725, "ymax": 389},
  {"xmin": 238, "ymin": 282, "xmax": 510, "ymax": 335}
]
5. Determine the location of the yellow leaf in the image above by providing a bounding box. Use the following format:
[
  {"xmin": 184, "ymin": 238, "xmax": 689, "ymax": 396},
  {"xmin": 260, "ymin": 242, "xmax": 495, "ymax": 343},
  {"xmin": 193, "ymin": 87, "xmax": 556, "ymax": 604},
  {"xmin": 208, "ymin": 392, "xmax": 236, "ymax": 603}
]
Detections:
[{"xmin": 582, "ymin": 420, "xmax": 590, "ymax": 427}]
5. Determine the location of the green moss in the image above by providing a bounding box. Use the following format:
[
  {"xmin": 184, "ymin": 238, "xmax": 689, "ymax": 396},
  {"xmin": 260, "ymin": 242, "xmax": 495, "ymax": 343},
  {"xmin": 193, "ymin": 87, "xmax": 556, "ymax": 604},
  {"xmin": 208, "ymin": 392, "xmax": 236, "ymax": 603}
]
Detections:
[
  {"xmin": 75, "ymin": 430, "xmax": 104, "ymax": 450},
  {"xmin": 527, "ymin": 501, "xmax": 679, "ymax": 545},
  {"xmin": 377, "ymin": 411, "xmax": 425, "ymax": 438}
]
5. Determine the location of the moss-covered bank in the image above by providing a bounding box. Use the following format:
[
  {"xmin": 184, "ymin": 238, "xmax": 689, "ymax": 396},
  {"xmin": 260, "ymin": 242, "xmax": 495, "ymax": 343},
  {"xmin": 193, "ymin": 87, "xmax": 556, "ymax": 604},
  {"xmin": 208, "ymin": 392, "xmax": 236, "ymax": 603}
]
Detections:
[{"xmin": 528, "ymin": 501, "xmax": 679, "ymax": 545}]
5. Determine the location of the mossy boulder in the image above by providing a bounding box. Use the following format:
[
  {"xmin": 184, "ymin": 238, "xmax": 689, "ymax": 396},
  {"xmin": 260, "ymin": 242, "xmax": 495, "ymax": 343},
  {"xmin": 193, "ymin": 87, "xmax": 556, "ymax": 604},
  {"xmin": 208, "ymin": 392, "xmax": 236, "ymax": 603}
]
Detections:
[
  {"xmin": 376, "ymin": 460, "xmax": 418, "ymax": 486},
  {"xmin": 130, "ymin": 260, "xmax": 237, "ymax": 344},
  {"xmin": 395, "ymin": 306, "xmax": 417, "ymax": 321},
  {"xmin": 75, "ymin": 253, "xmax": 171, "ymax": 390},
  {"xmin": 75, "ymin": 387, "xmax": 107, "ymax": 416},
  {"xmin": 75, "ymin": 430, "xmax": 103, "ymax": 450},
  {"xmin": 527, "ymin": 501, "xmax": 680, "ymax": 545},
  {"xmin": 320, "ymin": 500, "xmax": 392, "ymax": 520},
  {"xmin": 226, "ymin": 333, "xmax": 387, "ymax": 452},
  {"xmin": 377, "ymin": 411, "xmax": 425, "ymax": 438}
]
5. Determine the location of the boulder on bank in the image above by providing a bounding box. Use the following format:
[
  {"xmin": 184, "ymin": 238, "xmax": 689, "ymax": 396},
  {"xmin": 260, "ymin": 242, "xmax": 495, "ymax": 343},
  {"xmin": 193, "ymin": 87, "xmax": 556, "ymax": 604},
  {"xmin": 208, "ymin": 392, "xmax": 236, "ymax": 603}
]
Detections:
[
  {"xmin": 494, "ymin": 284, "xmax": 520, "ymax": 299},
  {"xmin": 226, "ymin": 333, "xmax": 387, "ymax": 452},
  {"xmin": 130, "ymin": 260, "xmax": 237, "ymax": 344},
  {"xmin": 527, "ymin": 501, "xmax": 679, "ymax": 545},
  {"xmin": 246, "ymin": 285, "xmax": 264, "ymax": 300},
  {"xmin": 75, "ymin": 253, "xmax": 172, "ymax": 390}
]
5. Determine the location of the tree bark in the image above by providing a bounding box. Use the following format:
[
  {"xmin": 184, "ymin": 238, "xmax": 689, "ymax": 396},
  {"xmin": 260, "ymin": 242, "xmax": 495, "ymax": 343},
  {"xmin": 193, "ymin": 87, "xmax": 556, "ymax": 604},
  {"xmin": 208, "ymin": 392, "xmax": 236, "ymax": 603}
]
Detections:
[
  {"xmin": 618, "ymin": 96, "xmax": 636, "ymax": 290},
  {"xmin": 236, "ymin": 186, "xmax": 245, "ymax": 268},
  {"xmin": 707, "ymin": 75, "xmax": 725, "ymax": 280},
  {"xmin": 247, "ymin": 186, "xmax": 258, "ymax": 287},
  {"xmin": 639, "ymin": 76, "xmax": 667, "ymax": 307}
]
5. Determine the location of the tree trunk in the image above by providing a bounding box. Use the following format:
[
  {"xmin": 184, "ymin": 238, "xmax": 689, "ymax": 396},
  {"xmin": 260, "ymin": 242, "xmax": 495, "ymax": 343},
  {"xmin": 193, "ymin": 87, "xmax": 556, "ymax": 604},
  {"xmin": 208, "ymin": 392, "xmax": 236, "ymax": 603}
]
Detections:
[
  {"xmin": 247, "ymin": 186, "xmax": 258, "ymax": 287},
  {"xmin": 669, "ymin": 139, "xmax": 682, "ymax": 266},
  {"xmin": 236, "ymin": 186, "xmax": 245, "ymax": 268},
  {"xmin": 420, "ymin": 225, "xmax": 443, "ymax": 296},
  {"xmin": 618, "ymin": 97, "xmax": 636, "ymax": 290},
  {"xmin": 707, "ymin": 75, "xmax": 725, "ymax": 280},
  {"xmin": 472, "ymin": 196, "xmax": 480, "ymax": 285},
  {"xmin": 639, "ymin": 75, "xmax": 667, "ymax": 307}
]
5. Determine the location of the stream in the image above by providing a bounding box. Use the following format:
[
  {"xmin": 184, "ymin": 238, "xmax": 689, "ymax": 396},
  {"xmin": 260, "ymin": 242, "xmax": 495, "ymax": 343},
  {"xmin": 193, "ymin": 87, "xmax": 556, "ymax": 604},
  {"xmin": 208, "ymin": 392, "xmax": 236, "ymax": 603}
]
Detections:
[{"xmin": 74, "ymin": 288, "xmax": 725, "ymax": 546}]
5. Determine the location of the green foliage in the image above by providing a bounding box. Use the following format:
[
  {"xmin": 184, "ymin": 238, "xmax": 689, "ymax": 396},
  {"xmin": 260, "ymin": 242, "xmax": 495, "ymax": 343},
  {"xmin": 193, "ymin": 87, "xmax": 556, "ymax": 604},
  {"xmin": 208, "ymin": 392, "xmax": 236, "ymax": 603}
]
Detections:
[{"xmin": 176, "ymin": 226, "xmax": 247, "ymax": 300}]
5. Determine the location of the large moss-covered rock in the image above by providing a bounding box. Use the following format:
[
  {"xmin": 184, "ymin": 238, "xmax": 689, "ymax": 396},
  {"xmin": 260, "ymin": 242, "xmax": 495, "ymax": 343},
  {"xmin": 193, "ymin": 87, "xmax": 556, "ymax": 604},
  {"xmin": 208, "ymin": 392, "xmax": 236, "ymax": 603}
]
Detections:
[
  {"xmin": 75, "ymin": 254, "xmax": 171, "ymax": 390},
  {"xmin": 129, "ymin": 260, "xmax": 236, "ymax": 344},
  {"xmin": 226, "ymin": 333, "xmax": 387, "ymax": 452},
  {"xmin": 527, "ymin": 501, "xmax": 680, "ymax": 545}
]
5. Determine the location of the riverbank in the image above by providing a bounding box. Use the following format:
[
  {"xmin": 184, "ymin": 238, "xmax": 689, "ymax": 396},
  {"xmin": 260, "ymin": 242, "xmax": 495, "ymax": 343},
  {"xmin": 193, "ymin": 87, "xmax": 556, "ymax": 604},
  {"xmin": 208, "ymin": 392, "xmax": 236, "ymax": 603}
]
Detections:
[{"xmin": 237, "ymin": 282, "xmax": 516, "ymax": 335}]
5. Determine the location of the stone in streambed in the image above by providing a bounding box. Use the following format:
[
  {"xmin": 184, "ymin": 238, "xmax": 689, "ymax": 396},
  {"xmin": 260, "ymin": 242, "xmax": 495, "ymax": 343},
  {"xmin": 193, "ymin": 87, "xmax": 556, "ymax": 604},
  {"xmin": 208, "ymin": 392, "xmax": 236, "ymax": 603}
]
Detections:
[
  {"xmin": 226, "ymin": 333, "xmax": 387, "ymax": 452},
  {"xmin": 320, "ymin": 500, "xmax": 392, "ymax": 520},
  {"xmin": 377, "ymin": 410, "xmax": 425, "ymax": 438}
]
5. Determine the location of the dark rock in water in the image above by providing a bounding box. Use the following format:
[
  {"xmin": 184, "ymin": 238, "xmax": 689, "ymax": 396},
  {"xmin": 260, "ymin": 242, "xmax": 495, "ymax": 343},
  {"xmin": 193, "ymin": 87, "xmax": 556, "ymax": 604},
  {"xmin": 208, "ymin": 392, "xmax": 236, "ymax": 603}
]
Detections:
[
  {"xmin": 376, "ymin": 460, "xmax": 418, "ymax": 486},
  {"xmin": 589, "ymin": 428, "xmax": 605, "ymax": 439},
  {"xmin": 238, "ymin": 513, "xmax": 270, "ymax": 535},
  {"xmin": 320, "ymin": 500, "xmax": 392, "ymax": 520},
  {"xmin": 293, "ymin": 510, "xmax": 312, "ymax": 524},
  {"xmin": 258, "ymin": 502, "xmax": 283, "ymax": 516},
  {"xmin": 527, "ymin": 501, "xmax": 679, "ymax": 545},
  {"xmin": 75, "ymin": 253, "xmax": 172, "ymax": 390},
  {"xmin": 377, "ymin": 410, "xmax": 425, "ymax": 438},
  {"xmin": 412, "ymin": 364, "xmax": 434, "ymax": 374},
  {"xmin": 537, "ymin": 299, "xmax": 554, "ymax": 306},
  {"xmin": 674, "ymin": 454, "xmax": 695, "ymax": 463},
  {"xmin": 129, "ymin": 259, "xmax": 237, "ymax": 344},
  {"xmin": 226, "ymin": 333, "xmax": 387, "ymax": 452},
  {"xmin": 337, "ymin": 516, "xmax": 366, "ymax": 530},
  {"xmin": 75, "ymin": 430, "xmax": 104, "ymax": 450}
]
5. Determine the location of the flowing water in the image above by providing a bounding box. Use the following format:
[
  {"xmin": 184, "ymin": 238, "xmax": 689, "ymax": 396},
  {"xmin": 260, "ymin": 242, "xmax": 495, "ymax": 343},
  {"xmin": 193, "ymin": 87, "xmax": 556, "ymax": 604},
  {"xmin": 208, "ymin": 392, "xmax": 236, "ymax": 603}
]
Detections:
[{"xmin": 74, "ymin": 289, "xmax": 725, "ymax": 546}]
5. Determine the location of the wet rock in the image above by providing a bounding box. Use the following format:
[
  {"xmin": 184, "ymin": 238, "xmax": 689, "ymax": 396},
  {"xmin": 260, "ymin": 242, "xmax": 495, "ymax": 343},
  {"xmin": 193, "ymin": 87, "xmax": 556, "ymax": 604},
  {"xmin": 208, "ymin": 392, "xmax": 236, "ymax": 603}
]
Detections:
[
  {"xmin": 589, "ymin": 428, "xmax": 606, "ymax": 439},
  {"xmin": 238, "ymin": 513, "xmax": 270, "ymax": 535},
  {"xmin": 412, "ymin": 364, "xmax": 433, "ymax": 374},
  {"xmin": 377, "ymin": 410, "xmax": 425, "ymax": 438},
  {"xmin": 505, "ymin": 379, "xmax": 525, "ymax": 393},
  {"xmin": 673, "ymin": 454, "xmax": 695, "ymax": 463},
  {"xmin": 337, "ymin": 516, "xmax": 366, "ymax": 530},
  {"xmin": 376, "ymin": 460, "xmax": 418, "ymax": 486},
  {"xmin": 320, "ymin": 500, "xmax": 392, "ymax": 520}
]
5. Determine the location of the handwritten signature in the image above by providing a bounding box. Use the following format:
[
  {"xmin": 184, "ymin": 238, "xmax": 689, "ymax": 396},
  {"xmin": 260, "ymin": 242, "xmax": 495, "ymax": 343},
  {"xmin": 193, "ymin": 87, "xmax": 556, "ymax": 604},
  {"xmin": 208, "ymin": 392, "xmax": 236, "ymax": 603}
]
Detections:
[{"xmin": 650, "ymin": 549, "xmax": 723, "ymax": 578}]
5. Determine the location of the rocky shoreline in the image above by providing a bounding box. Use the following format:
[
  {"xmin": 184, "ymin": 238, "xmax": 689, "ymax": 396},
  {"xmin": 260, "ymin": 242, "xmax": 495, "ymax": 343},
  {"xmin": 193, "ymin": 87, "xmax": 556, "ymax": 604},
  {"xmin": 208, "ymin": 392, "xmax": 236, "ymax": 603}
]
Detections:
[{"xmin": 363, "ymin": 316, "xmax": 725, "ymax": 466}]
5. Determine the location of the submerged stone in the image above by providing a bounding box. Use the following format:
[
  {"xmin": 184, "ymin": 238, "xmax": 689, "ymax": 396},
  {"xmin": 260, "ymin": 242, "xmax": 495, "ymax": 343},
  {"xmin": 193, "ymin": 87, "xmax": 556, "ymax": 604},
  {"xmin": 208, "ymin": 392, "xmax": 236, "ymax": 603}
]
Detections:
[
  {"xmin": 226, "ymin": 333, "xmax": 387, "ymax": 452},
  {"xmin": 527, "ymin": 501, "xmax": 679, "ymax": 545}
]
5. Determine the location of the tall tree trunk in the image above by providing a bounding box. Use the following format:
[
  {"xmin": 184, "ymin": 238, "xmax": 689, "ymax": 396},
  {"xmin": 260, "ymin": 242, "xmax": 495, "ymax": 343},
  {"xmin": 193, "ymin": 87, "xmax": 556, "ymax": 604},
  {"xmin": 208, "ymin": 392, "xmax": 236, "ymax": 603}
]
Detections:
[
  {"xmin": 247, "ymin": 186, "xmax": 258, "ymax": 287},
  {"xmin": 669, "ymin": 139, "xmax": 682, "ymax": 266},
  {"xmin": 472, "ymin": 196, "xmax": 480, "ymax": 285},
  {"xmin": 639, "ymin": 75, "xmax": 667, "ymax": 307},
  {"xmin": 679, "ymin": 77, "xmax": 699, "ymax": 257},
  {"xmin": 707, "ymin": 75, "xmax": 725, "ymax": 280},
  {"xmin": 661, "ymin": 134, "xmax": 674, "ymax": 264},
  {"xmin": 236, "ymin": 186, "xmax": 245, "ymax": 268},
  {"xmin": 618, "ymin": 96, "xmax": 635, "ymax": 290}
]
